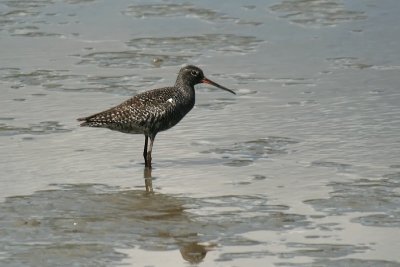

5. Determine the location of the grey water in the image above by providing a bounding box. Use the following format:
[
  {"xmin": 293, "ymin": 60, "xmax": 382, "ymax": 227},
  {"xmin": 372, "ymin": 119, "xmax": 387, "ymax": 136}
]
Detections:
[{"xmin": 1, "ymin": 0, "xmax": 400, "ymax": 266}]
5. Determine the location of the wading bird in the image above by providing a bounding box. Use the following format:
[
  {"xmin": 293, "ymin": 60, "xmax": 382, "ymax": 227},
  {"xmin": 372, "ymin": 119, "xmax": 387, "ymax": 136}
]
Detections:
[{"xmin": 78, "ymin": 65, "xmax": 235, "ymax": 168}]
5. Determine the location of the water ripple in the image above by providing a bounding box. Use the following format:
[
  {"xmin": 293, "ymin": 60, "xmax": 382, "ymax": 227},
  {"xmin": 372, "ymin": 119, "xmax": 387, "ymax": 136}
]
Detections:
[
  {"xmin": 201, "ymin": 136, "xmax": 300, "ymax": 167},
  {"xmin": 269, "ymin": 0, "xmax": 367, "ymax": 27},
  {"xmin": 77, "ymin": 51, "xmax": 191, "ymax": 69},
  {"xmin": 304, "ymin": 171, "xmax": 400, "ymax": 227},
  {"xmin": 122, "ymin": 3, "xmax": 235, "ymax": 23},
  {"xmin": 0, "ymin": 121, "xmax": 71, "ymax": 136},
  {"xmin": 126, "ymin": 34, "xmax": 263, "ymax": 55}
]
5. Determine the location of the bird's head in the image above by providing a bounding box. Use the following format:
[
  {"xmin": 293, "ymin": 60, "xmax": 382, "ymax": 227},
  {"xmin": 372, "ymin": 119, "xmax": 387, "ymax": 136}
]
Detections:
[{"xmin": 177, "ymin": 65, "xmax": 236, "ymax": 95}]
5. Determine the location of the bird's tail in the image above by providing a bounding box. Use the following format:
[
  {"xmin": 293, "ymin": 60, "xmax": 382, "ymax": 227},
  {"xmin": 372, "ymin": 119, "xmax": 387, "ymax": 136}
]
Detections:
[
  {"xmin": 77, "ymin": 117, "xmax": 90, "ymax": 127},
  {"xmin": 77, "ymin": 116, "xmax": 98, "ymax": 127},
  {"xmin": 78, "ymin": 104, "xmax": 122, "ymax": 127},
  {"xmin": 77, "ymin": 113, "xmax": 110, "ymax": 127}
]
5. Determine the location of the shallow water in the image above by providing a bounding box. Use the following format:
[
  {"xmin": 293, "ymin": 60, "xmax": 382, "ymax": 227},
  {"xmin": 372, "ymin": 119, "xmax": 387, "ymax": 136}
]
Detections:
[{"xmin": 1, "ymin": 0, "xmax": 400, "ymax": 266}]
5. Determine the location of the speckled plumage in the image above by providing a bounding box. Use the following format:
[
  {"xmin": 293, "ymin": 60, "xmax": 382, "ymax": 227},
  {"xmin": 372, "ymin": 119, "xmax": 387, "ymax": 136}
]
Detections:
[
  {"xmin": 78, "ymin": 65, "xmax": 235, "ymax": 168},
  {"xmin": 79, "ymin": 86, "xmax": 194, "ymax": 135}
]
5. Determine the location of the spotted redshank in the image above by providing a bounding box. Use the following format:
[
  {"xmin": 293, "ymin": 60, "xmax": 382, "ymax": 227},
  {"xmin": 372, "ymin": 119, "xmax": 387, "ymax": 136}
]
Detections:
[{"xmin": 78, "ymin": 65, "xmax": 235, "ymax": 168}]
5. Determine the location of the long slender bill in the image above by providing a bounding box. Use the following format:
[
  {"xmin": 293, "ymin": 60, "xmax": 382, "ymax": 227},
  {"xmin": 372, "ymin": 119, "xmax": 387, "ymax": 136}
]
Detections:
[{"xmin": 201, "ymin": 78, "xmax": 236, "ymax": 95}]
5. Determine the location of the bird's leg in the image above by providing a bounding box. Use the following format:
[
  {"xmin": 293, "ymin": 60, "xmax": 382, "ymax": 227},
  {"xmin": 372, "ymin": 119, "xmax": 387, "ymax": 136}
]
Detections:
[
  {"xmin": 147, "ymin": 135, "xmax": 155, "ymax": 169},
  {"xmin": 144, "ymin": 167, "xmax": 153, "ymax": 193},
  {"xmin": 143, "ymin": 135, "xmax": 149, "ymax": 167}
]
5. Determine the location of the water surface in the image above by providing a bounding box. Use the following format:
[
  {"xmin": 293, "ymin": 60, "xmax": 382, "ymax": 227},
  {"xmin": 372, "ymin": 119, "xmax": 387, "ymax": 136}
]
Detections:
[{"xmin": 1, "ymin": 0, "xmax": 400, "ymax": 266}]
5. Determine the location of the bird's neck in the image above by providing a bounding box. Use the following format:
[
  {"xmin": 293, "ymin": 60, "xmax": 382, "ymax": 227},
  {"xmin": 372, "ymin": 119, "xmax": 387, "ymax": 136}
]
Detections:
[{"xmin": 175, "ymin": 78, "xmax": 195, "ymax": 95}]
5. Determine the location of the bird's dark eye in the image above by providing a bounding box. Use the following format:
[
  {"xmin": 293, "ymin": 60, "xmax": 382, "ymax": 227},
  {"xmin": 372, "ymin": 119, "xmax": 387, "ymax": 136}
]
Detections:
[{"xmin": 190, "ymin": 70, "xmax": 198, "ymax": 76}]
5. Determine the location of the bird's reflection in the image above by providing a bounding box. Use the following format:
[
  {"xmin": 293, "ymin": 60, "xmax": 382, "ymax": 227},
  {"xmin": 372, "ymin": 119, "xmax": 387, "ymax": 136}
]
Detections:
[
  {"xmin": 141, "ymin": 167, "xmax": 213, "ymax": 264},
  {"xmin": 180, "ymin": 242, "xmax": 215, "ymax": 264},
  {"xmin": 0, "ymin": 170, "xmax": 215, "ymax": 265}
]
